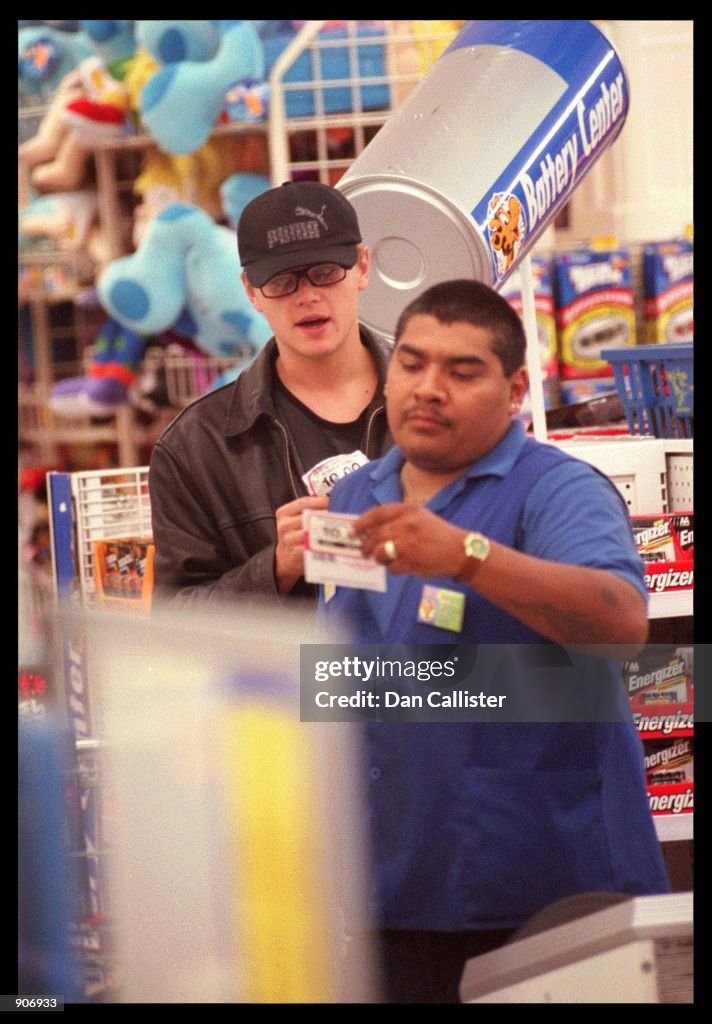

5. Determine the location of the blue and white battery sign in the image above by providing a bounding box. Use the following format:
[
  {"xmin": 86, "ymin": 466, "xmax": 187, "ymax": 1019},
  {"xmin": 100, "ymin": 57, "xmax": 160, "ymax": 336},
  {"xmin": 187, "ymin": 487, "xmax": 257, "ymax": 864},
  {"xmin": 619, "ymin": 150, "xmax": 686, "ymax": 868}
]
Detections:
[
  {"xmin": 340, "ymin": 20, "xmax": 629, "ymax": 340},
  {"xmin": 461, "ymin": 21, "xmax": 628, "ymax": 281}
]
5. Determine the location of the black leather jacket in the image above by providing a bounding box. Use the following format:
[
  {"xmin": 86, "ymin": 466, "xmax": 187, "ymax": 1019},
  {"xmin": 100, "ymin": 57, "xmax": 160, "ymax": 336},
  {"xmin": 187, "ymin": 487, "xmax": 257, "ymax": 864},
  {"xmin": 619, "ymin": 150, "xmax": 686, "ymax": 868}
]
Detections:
[{"xmin": 149, "ymin": 327, "xmax": 392, "ymax": 607}]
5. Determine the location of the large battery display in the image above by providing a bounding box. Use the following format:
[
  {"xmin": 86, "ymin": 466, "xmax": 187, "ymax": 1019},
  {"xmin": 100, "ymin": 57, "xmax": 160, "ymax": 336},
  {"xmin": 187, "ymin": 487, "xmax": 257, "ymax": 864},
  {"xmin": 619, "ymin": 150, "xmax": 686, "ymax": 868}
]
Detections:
[{"xmin": 339, "ymin": 20, "xmax": 629, "ymax": 340}]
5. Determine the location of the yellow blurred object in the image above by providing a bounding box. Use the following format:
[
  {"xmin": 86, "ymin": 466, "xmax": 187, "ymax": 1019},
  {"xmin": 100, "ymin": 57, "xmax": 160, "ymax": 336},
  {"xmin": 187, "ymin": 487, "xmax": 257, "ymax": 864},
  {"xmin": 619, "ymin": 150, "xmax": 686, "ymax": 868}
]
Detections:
[
  {"xmin": 410, "ymin": 20, "xmax": 465, "ymax": 74},
  {"xmin": 122, "ymin": 48, "xmax": 161, "ymax": 117},
  {"xmin": 388, "ymin": 20, "xmax": 465, "ymax": 107},
  {"xmin": 591, "ymin": 234, "xmax": 619, "ymax": 251},
  {"xmin": 223, "ymin": 705, "xmax": 334, "ymax": 1002},
  {"xmin": 132, "ymin": 135, "xmax": 238, "ymax": 243}
]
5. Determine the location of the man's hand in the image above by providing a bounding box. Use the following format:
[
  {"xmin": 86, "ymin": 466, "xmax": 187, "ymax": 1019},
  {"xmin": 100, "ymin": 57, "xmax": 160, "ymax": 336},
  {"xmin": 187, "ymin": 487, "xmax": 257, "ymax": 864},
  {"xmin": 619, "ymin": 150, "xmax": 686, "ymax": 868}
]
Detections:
[
  {"xmin": 353, "ymin": 502, "xmax": 649, "ymax": 648},
  {"xmin": 275, "ymin": 494, "xmax": 329, "ymax": 594},
  {"xmin": 355, "ymin": 503, "xmax": 467, "ymax": 578}
]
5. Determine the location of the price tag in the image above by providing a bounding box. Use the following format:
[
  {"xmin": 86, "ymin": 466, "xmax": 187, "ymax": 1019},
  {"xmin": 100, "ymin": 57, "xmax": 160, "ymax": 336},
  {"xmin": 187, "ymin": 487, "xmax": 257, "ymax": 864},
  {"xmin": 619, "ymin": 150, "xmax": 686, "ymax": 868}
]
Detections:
[{"xmin": 302, "ymin": 450, "xmax": 369, "ymax": 496}]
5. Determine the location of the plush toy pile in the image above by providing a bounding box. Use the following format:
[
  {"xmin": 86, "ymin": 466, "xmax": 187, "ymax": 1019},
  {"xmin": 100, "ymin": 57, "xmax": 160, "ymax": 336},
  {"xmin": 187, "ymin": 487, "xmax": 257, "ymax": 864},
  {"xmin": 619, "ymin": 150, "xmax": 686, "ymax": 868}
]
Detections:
[{"xmin": 19, "ymin": 20, "xmax": 279, "ymax": 416}]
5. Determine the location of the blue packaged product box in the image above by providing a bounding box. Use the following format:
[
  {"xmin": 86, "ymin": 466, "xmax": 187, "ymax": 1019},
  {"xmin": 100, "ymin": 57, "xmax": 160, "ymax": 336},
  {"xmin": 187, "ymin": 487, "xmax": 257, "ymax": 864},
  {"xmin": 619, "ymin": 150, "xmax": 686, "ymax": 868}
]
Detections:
[
  {"xmin": 498, "ymin": 254, "xmax": 558, "ymax": 384},
  {"xmin": 553, "ymin": 248, "xmax": 635, "ymax": 379},
  {"xmin": 558, "ymin": 378, "xmax": 619, "ymax": 406},
  {"xmin": 643, "ymin": 240, "xmax": 693, "ymax": 345}
]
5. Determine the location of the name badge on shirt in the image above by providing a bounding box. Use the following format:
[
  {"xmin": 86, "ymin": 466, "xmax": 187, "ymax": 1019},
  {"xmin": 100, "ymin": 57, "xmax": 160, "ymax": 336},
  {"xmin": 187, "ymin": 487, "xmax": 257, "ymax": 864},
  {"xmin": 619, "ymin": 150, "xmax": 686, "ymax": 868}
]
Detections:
[{"xmin": 417, "ymin": 585, "xmax": 465, "ymax": 633}]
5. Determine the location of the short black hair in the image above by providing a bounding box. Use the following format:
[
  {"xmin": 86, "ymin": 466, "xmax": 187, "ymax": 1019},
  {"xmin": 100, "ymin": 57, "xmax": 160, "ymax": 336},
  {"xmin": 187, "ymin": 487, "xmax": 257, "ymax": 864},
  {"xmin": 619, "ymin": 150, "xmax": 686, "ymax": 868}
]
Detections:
[{"xmin": 394, "ymin": 279, "xmax": 526, "ymax": 377}]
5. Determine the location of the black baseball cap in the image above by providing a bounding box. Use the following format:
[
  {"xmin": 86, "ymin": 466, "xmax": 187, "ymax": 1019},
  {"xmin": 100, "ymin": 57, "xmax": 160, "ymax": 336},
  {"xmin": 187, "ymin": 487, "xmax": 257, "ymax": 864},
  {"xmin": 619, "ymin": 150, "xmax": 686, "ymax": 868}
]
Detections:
[{"xmin": 237, "ymin": 180, "xmax": 362, "ymax": 287}]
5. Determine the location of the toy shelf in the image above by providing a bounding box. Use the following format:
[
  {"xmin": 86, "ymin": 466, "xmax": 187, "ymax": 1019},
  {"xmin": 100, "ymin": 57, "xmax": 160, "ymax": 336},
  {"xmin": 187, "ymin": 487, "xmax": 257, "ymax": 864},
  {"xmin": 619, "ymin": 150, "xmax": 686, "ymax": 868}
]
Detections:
[
  {"xmin": 89, "ymin": 117, "xmax": 269, "ymax": 154},
  {"xmin": 162, "ymin": 350, "xmax": 252, "ymax": 408},
  {"xmin": 90, "ymin": 119, "xmax": 270, "ymax": 263},
  {"xmin": 20, "ymin": 386, "xmax": 139, "ymax": 466}
]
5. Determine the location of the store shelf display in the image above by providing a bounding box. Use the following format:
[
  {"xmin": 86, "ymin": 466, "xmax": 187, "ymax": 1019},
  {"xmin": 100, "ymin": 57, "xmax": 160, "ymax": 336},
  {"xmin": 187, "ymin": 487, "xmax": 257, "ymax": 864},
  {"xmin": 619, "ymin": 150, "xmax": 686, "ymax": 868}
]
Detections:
[{"xmin": 623, "ymin": 646, "xmax": 694, "ymax": 844}]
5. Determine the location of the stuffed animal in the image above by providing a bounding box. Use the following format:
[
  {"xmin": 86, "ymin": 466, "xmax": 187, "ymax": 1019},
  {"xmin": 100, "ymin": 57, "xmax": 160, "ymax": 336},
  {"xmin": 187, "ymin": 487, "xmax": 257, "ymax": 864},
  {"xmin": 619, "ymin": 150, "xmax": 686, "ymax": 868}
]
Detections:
[
  {"xmin": 18, "ymin": 21, "xmax": 136, "ymax": 98},
  {"xmin": 19, "ymin": 20, "xmax": 137, "ymax": 194},
  {"xmin": 20, "ymin": 189, "xmax": 98, "ymax": 245},
  {"xmin": 19, "ymin": 188, "xmax": 126, "ymax": 281},
  {"xmin": 79, "ymin": 20, "xmax": 136, "ymax": 80},
  {"xmin": 97, "ymin": 202, "xmax": 271, "ymax": 359},
  {"xmin": 135, "ymin": 20, "xmax": 221, "ymax": 64},
  {"xmin": 60, "ymin": 56, "xmax": 132, "ymax": 143},
  {"xmin": 19, "ymin": 55, "xmax": 132, "ymax": 194},
  {"xmin": 138, "ymin": 20, "xmax": 265, "ymax": 155},
  {"xmin": 44, "ymin": 199, "xmax": 272, "ymax": 416},
  {"xmin": 50, "ymin": 317, "xmax": 148, "ymax": 417},
  {"xmin": 219, "ymin": 171, "xmax": 271, "ymax": 229},
  {"xmin": 19, "ymin": 188, "xmax": 98, "ymax": 282},
  {"xmin": 18, "ymin": 24, "xmax": 92, "ymax": 101},
  {"xmin": 19, "ymin": 69, "xmax": 84, "ymax": 178}
]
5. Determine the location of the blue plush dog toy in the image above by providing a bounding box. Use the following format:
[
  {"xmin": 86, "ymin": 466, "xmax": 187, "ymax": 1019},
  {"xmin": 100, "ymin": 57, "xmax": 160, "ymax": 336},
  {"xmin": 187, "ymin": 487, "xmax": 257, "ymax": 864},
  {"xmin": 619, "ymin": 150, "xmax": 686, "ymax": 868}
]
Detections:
[
  {"xmin": 138, "ymin": 20, "xmax": 265, "ymax": 155},
  {"xmin": 97, "ymin": 203, "xmax": 271, "ymax": 360}
]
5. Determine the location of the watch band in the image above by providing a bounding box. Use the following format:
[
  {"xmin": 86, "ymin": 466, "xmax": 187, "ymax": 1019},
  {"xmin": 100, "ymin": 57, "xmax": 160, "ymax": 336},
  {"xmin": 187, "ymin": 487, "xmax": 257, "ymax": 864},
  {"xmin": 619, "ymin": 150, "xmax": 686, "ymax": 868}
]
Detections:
[{"xmin": 456, "ymin": 531, "xmax": 491, "ymax": 581}]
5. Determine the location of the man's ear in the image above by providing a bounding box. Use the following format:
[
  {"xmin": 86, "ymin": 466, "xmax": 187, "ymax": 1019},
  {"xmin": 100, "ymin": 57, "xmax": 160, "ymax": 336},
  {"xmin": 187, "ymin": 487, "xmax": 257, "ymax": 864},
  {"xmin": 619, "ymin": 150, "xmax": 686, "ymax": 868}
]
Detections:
[
  {"xmin": 241, "ymin": 271, "xmax": 261, "ymax": 310},
  {"xmin": 356, "ymin": 245, "xmax": 370, "ymax": 291},
  {"xmin": 509, "ymin": 366, "xmax": 529, "ymax": 406}
]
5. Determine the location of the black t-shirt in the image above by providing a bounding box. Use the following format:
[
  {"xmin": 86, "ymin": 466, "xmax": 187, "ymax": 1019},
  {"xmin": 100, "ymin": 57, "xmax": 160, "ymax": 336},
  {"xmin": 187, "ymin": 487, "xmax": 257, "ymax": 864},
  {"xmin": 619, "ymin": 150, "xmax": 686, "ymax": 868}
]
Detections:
[{"xmin": 273, "ymin": 370, "xmax": 371, "ymax": 480}]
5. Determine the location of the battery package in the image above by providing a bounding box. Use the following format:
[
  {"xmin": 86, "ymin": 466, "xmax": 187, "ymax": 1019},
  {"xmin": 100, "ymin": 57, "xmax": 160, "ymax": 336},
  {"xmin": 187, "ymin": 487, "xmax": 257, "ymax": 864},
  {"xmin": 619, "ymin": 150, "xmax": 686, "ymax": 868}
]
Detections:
[
  {"xmin": 623, "ymin": 645, "xmax": 694, "ymax": 822},
  {"xmin": 553, "ymin": 247, "xmax": 636, "ymax": 379},
  {"xmin": 631, "ymin": 513, "xmax": 693, "ymax": 596},
  {"xmin": 623, "ymin": 646, "xmax": 693, "ymax": 712},
  {"xmin": 644, "ymin": 737, "xmax": 693, "ymax": 786},
  {"xmin": 642, "ymin": 240, "xmax": 693, "ymax": 345}
]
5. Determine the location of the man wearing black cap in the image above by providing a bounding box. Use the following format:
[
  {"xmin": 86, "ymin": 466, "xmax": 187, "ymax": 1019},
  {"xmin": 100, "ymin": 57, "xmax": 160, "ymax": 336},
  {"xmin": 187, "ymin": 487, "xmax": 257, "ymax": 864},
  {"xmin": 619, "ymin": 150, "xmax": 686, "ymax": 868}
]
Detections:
[{"xmin": 148, "ymin": 181, "xmax": 393, "ymax": 606}]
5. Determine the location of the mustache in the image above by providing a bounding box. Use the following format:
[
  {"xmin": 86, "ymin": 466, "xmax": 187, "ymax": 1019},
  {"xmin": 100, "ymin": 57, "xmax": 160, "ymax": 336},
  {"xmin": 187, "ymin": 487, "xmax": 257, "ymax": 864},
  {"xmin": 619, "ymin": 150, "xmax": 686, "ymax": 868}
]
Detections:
[{"xmin": 401, "ymin": 406, "xmax": 452, "ymax": 427}]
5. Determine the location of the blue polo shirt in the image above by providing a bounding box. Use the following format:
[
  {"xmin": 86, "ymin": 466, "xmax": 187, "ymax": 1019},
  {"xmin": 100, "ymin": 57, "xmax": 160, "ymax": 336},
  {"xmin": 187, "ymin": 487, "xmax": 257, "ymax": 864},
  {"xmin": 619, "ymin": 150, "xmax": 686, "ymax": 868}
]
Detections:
[{"xmin": 319, "ymin": 423, "xmax": 669, "ymax": 931}]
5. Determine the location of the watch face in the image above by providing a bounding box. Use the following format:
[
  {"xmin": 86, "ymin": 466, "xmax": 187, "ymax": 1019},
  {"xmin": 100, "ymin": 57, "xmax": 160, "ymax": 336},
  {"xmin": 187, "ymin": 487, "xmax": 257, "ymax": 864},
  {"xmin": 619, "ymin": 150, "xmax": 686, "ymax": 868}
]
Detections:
[{"xmin": 465, "ymin": 533, "xmax": 489, "ymax": 561}]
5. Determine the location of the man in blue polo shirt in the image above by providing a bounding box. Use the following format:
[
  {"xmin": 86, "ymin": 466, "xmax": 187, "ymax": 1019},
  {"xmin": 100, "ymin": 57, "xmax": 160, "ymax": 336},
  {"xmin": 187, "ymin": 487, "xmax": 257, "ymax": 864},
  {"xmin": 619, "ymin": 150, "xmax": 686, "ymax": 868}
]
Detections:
[{"xmin": 318, "ymin": 279, "xmax": 669, "ymax": 1003}]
